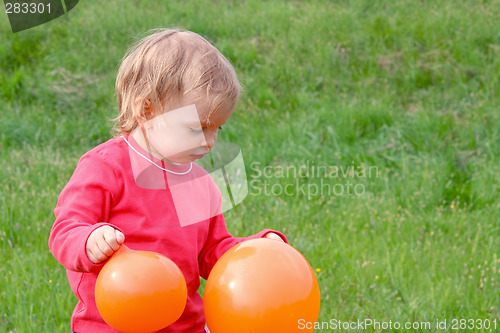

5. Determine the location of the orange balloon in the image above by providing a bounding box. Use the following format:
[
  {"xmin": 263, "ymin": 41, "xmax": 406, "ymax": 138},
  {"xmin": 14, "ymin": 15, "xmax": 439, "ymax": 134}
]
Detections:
[
  {"xmin": 204, "ymin": 238, "xmax": 320, "ymax": 333},
  {"xmin": 95, "ymin": 245, "xmax": 187, "ymax": 333}
]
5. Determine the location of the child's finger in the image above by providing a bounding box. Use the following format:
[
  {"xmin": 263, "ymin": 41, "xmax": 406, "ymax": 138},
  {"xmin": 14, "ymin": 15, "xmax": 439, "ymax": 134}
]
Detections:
[
  {"xmin": 88, "ymin": 246, "xmax": 107, "ymax": 263},
  {"xmin": 97, "ymin": 236, "xmax": 115, "ymax": 258},
  {"xmin": 103, "ymin": 227, "xmax": 121, "ymax": 251},
  {"xmin": 115, "ymin": 230, "xmax": 125, "ymax": 245},
  {"xmin": 264, "ymin": 232, "xmax": 285, "ymax": 242}
]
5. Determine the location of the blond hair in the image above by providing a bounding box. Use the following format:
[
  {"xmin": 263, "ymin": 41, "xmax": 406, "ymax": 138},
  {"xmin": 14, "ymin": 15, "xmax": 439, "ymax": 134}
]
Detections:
[{"xmin": 113, "ymin": 28, "xmax": 241, "ymax": 136}]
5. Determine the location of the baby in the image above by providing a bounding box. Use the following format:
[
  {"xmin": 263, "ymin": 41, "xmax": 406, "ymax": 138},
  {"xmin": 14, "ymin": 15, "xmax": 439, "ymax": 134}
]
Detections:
[{"xmin": 49, "ymin": 28, "xmax": 286, "ymax": 332}]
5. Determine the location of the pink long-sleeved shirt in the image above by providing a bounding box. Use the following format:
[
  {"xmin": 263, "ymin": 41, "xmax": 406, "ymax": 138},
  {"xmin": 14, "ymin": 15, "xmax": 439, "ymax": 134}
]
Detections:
[{"xmin": 49, "ymin": 136, "xmax": 287, "ymax": 332}]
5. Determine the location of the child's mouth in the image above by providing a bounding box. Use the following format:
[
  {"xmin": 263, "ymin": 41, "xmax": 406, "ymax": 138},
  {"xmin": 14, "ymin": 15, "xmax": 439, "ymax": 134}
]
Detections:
[{"xmin": 191, "ymin": 152, "xmax": 209, "ymax": 159}]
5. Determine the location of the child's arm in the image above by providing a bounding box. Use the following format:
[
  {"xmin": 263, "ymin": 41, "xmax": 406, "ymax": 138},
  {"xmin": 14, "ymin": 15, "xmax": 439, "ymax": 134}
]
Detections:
[{"xmin": 49, "ymin": 155, "xmax": 123, "ymax": 272}]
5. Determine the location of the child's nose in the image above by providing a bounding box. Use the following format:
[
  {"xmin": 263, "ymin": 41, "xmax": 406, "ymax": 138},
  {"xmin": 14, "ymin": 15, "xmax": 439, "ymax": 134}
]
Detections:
[{"xmin": 202, "ymin": 131, "xmax": 217, "ymax": 149}]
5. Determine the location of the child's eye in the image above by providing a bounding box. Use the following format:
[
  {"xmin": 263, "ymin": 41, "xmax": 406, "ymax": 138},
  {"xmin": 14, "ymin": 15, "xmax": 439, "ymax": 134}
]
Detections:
[{"xmin": 191, "ymin": 126, "xmax": 222, "ymax": 132}]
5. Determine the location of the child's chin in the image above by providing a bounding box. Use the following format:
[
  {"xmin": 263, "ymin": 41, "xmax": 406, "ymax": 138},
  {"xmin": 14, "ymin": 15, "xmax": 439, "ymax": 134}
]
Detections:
[{"xmin": 173, "ymin": 156, "xmax": 197, "ymax": 164}]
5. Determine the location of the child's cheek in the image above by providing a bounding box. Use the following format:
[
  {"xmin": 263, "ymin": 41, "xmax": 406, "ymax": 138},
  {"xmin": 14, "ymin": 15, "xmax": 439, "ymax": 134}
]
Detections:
[
  {"xmin": 144, "ymin": 108, "xmax": 203, "ymax": 159},
  {"xmin": 147, "ymin": 127, "xmax": 199, "ymax": 159}
]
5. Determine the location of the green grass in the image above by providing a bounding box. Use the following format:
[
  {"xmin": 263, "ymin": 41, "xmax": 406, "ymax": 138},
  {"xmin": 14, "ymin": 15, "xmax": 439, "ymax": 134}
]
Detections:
[{"xmin": 1, "ymin": 0, "xmax": 499, "ymax": 332}]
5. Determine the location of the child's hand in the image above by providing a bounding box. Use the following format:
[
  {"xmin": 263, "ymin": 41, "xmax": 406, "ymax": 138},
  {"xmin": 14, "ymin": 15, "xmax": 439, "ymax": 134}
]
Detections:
[
  {"xmin": 86, "ymin": 226, "xmax": 125, "ymax": 264},
  {"xmin": 264, "ymin": 232, "xmax": 285, "ymax": 242}
]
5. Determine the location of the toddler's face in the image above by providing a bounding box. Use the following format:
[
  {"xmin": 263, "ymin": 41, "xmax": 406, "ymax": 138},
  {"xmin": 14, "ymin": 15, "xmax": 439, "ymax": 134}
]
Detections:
[{"xmin": 141, "ymin": 102, "xmax": 232, "ymax": 164}]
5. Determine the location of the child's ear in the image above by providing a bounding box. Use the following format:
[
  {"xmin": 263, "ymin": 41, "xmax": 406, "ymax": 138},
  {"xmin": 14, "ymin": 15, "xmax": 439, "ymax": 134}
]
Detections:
[
  {"xmin": 135, "ymin": 98, "xmax": 154, "ymax": 127},
  {"xmin": 144, "ymin": 99, "xmax": 152, "ymax": 114}
]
